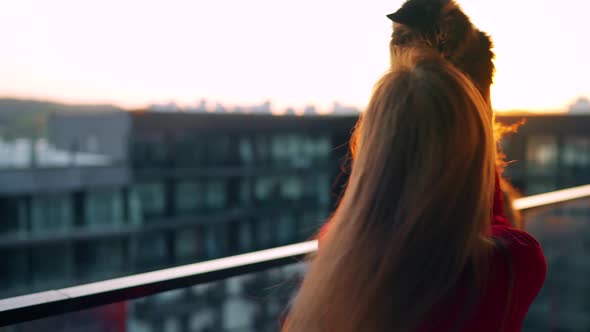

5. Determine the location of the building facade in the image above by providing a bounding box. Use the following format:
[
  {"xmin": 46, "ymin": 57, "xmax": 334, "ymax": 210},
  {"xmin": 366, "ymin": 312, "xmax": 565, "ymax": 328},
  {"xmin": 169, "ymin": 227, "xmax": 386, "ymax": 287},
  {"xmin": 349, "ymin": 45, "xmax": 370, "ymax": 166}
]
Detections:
[
  {"xmin": 497, "ymin": 113, "xmax": 590, "ymax": 195},
  {"xmin": 3, "ymin": 112, "xmax": 590, "ymax": 331},
  {"xmin": 496, "ymin": 113, "xmax": 590, "ymax": 331},
  {"xmin": 0, "ymin": 111, "xmax": 356, "ymax": 299}
]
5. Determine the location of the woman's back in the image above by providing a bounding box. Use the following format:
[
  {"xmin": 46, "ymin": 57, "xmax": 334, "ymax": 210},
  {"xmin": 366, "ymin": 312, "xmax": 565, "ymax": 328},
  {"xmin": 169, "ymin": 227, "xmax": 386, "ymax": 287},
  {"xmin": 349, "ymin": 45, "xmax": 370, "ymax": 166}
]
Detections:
[
  {"xmin": 315, "ymin": 176, "xmax": 547, "ymax": 331},
  {"xmin": 282, "ymin": 49, "xmax": 546, "ymax": 332}
]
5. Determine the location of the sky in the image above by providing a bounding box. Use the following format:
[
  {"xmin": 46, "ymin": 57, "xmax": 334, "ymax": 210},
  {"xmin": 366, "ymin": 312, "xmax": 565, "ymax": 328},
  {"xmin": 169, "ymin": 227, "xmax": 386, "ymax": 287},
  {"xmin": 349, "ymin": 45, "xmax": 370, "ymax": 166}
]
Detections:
[{"xmin": 0, "ymin": 0, "xmax": 588, "ymax": 113}]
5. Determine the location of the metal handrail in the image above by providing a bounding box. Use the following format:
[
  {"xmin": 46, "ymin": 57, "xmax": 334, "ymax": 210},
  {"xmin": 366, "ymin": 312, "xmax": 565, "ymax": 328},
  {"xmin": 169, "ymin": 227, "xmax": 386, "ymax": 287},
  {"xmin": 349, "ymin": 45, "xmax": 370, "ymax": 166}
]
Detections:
[
  {"xmin": 0, "ymin": 241, "xmax": 317, "ymax": 326},
  {"xmin": 2, "ymin": 184, "xmax": 590, "ymax": 326},
  {"xmin": 513, "ymin": 184, "xmax": 590, "ymax": 211}
]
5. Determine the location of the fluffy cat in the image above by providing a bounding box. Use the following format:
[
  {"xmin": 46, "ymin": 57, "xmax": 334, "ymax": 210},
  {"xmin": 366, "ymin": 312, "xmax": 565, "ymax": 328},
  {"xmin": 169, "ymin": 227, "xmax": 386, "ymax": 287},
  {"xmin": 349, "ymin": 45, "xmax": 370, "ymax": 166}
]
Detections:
[
  {"xmin": 387, "ymin": 0, "xmax": 494, "ymax": 105},
  {"xmin": 387, "ymin": 0, "xmax": 522, "ymax": 227}
]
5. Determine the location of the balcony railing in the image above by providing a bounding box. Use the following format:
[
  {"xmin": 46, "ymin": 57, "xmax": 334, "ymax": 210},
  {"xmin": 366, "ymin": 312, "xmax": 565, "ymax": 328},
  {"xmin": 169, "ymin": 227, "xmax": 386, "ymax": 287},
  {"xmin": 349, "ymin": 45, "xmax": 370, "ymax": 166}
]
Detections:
[{"xmin": 2, "ymin": 184, "xmax": 590, "ymax": 329}]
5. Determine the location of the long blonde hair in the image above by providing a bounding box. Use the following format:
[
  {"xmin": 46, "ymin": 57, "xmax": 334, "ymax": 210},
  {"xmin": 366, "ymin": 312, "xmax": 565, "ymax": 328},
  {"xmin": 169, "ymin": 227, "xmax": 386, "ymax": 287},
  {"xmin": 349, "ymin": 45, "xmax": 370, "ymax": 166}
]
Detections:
[{"xmin": 283, "ymin": 49, "xmax": 496, "ymax": 332}]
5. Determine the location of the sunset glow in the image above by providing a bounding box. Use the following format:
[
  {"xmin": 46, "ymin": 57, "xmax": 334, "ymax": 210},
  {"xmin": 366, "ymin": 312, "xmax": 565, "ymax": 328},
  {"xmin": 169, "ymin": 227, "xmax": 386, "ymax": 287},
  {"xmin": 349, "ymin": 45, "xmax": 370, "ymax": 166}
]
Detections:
[{"xmin": 0, "ymin": 0, "xmax": 588, "ymax": 113}]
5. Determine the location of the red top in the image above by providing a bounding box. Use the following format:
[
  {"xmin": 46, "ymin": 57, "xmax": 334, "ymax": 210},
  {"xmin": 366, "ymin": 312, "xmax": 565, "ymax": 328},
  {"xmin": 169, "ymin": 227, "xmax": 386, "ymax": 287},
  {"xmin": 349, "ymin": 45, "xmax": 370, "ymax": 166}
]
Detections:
[{"xmin": 317, "ymin": 172, "xmax": 547, "ymax": 331}]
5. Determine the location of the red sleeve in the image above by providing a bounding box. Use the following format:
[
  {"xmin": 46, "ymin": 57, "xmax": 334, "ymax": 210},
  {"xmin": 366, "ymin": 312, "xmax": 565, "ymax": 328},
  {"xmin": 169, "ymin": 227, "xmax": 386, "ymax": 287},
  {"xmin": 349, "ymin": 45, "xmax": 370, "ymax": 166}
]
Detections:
[{"xmin": 492, "ymin": 225, "xmax": 547, "ymax": 329}]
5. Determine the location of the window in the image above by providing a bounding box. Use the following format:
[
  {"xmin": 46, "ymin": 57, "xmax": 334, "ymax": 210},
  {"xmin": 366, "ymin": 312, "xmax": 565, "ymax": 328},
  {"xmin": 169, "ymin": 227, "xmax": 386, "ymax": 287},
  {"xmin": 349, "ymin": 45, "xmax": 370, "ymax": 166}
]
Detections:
[
  {"xmin": 85, "ymin": 189, "xmax": 124, "ymax": 228},
  {"xmin": 175, "ymin": 228, "xmax": 204, "ymax": 262},
  {"xmin": 175, "ymin": 136, "xmax": 204, "ymax": 167},
  {"xmin": 131, "ymin": 138, "xmax": 168, "ymax": 168},
  {"xmin": 315, "ymin": 173, "xmax": 332, "ymax": 207},
  {"xmin": 205, "ymin": 224, "xmax": 227, "ymax": 259},
  {"xmin": 74, "ymin": 239, "xmax": 125, "ymax": 280},
  {"xmin": 315, "ymin": 135, "xmax": 332, "ymax": 164},
  {"xmin": 31, "ymin": 244, "xmax": 72, "ymax": 289},
  {"xmin": 238, "ymin": 221, "xmax": 253, "ymax": 252},
  {"xmin": 239, "ymin": 137, "xmax": 255, "ymax": 165},
  {"xmin": 31, "ymin": 194, "xmax": 73, "ymax": 234},
  {"xmin": 255, "ymin": 217, "xmax": 274, "ymax": 248},
  {"xmin": 301, "ymin": 211, "xmax": 325, "ymax": 237},
  {"xmin": 302, "ymin": 174, "xmax": 322, "ymax": 201},
  {"xmin": 163, "ymin": 318, "xmax": 182, "ymax": 332},
  {"xmin": 526, "ymin": 135, "xmax": 558, "ymax": 174},
  {"xmin": 175, "ymin": 181, "xmax": 203, "ymax": 214},
  {"xmin": 239, "ymin": 179, "xmax": 252, "ymax": 205},
  {"xmin": 255, "ymin": 176, "xmax": 279, "ymax": 202},
  {"xmin": 526, "ymin": 180, "xmax": 558, "ymax": 196},
  {"xmin": 277, "ymin": 214, "xmax": 295, "ymax": 244},
  {"xmin": 0, "ymin": 197, "xmax": 27, "ymax": 235},
  {"xmin": 207, "ymin": 136, "xmax": 231, "ymax": 165},
  {"xmin": 562, "ymin": 137, "xmax": 590, "ymax": 169},
  {"xmin": 271, "ymin": 134, "xmax": 313, "ymax": 168},
  {"xmin": 300, "ymin": 137, "xmax": 315, "ymax": 167},
  {"xmin": 300, "ymin": 135, "xmax": 332, "ymax": 167},
  {"xmin": 206, "ymin": 179, "xmax": 227, "ymax": 211},
  {"xmin": 271, "ymin": 134, "xmax": 288, "ymax": 166},
  {"xmin": 129, "ymin": 182, "xmax": 166, "ymax": 223},
  {"xmin": 0, "ymin": 248, "xmax": 28, "ymax": 295},
  {"xmin": 280, "ymin": 176, "xmax": 304, "ymax": 201},
  {"xmin": 285, "ymin": 134, "xmax": 301, "ymax": 166},
  {"xmin": 131, "ymin": 233, "xmax": 168, "ymax": 269},
  {"xmin": 254, "ymin": 135, "xmax": 270, "ymax": 164}
]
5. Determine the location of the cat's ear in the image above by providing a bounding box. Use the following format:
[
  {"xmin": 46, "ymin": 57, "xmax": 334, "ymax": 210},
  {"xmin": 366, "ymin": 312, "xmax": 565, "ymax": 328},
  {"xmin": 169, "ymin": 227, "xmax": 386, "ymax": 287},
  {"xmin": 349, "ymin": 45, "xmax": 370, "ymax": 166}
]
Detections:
[
  {"xmin": 386, "ymin": 7, "xmax": 417, "ymax": 26},
  {"xmin": 387, "ymin": 0, "xmax": 450, "ymax": 29}
]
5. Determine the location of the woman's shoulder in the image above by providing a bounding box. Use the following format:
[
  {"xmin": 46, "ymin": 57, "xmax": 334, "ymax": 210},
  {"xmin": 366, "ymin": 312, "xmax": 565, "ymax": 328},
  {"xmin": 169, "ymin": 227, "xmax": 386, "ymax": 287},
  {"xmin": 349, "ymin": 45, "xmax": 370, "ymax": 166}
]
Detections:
[
  {"xmin": 491, "ymin": 224, "xmax": 547, "ymax": 295},
  {"xmin": 491, "ymin": 225, "xmax": 544, "ymax": 256}
]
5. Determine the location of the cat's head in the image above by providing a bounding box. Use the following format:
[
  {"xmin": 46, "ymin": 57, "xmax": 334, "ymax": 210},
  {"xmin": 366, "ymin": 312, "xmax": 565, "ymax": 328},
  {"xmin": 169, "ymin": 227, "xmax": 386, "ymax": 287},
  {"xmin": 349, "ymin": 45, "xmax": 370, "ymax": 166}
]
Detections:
[{"xmin": 387, "ymin": 0, "xmax": 494, "ymax": 102}]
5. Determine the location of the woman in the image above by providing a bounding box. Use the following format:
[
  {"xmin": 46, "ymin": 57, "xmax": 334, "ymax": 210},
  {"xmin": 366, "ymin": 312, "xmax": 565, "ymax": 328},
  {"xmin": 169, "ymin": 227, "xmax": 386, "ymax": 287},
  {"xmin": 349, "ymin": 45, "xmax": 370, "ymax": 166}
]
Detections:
[{"xmin": 282, "ymin": 49, "xmax": 546, "ymax": 331}]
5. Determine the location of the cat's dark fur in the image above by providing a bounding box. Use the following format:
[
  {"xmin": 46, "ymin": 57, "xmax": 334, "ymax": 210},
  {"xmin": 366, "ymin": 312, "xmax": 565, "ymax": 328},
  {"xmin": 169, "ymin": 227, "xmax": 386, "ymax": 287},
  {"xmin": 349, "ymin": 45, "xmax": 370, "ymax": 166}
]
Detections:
[
  {"xmin": 387, "ymin": 0, "xmax": 495, "ymax": 105},
  {"xmin": 387, "ymin": 0, "xmax": 522, "ymax": 228}
]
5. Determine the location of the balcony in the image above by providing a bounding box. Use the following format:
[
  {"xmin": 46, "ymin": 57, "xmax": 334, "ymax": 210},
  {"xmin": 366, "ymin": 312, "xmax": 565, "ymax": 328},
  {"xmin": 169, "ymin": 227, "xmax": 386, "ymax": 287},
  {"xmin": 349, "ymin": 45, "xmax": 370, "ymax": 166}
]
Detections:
[{"xmin": 1, "ymin": 185, "xmax": 590, "ymax": 332}]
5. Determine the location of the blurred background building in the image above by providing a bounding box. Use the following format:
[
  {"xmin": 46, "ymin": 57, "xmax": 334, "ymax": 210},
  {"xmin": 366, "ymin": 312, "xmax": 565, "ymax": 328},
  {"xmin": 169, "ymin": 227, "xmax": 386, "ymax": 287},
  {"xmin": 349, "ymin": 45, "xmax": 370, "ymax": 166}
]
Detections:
[
  {"xmin": 499, "ymin": 113, "xmax": 590, "ymax": 194},
  {"xmin": 0, "ymin": 108, "xmax": 354, "ymax": 299},
  {"xmin": 2, "ymin": 99, "xmax": 590, "ymax": 331}
]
